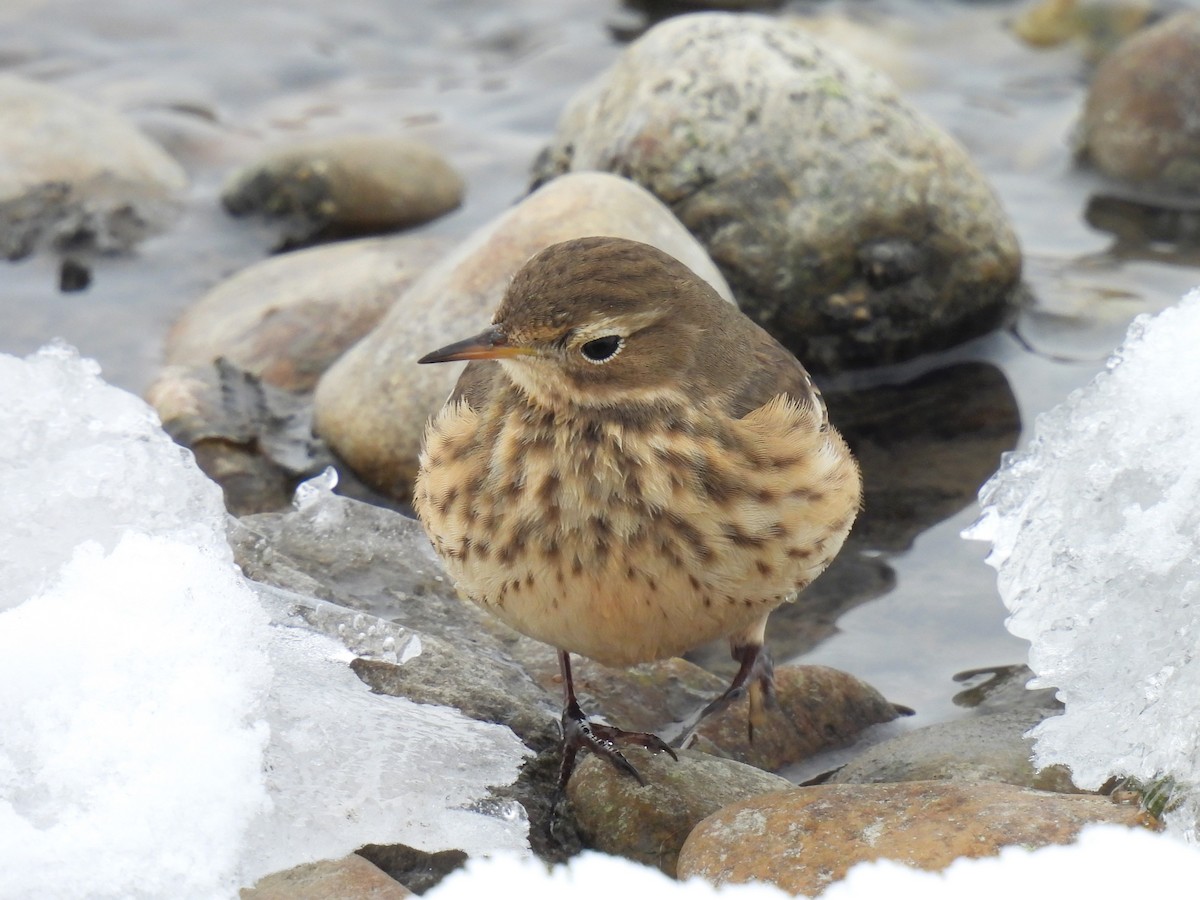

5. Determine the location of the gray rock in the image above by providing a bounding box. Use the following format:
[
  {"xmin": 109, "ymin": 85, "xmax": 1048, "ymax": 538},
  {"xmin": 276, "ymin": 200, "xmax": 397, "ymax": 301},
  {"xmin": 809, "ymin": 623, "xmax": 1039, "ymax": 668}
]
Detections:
[
  {"xmin": 533, "ymin": 13, "xmax": 1022, "ymax": 371},
  {"xmin": 229, "ymin": 480, "xmax": 560, "ymax": 749},
  {"xmin": 830, "ymin": 708, "xmax": 1082, "ymax": 794},
  {"xmin": 0, "ymin": 74, "xmax": 186, "ymax": 260},
  {"xmin": 1078, "ymin": 11, "xmax": 1200, "ymax": 191},
  {"xmin": 313, "ymin": 171, "xmax": 733, "ymax": 500},
  {"xmin": 221, "ymin": 135, "xmax": 464, "ymax": 246}
]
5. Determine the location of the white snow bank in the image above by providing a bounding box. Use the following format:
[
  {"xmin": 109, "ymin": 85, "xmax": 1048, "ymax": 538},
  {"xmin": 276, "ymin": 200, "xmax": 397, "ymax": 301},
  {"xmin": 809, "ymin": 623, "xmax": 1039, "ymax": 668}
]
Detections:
[
  {"xmin": 967, "ymin": 290, "xmax": 1200, "ymax": 832},
  {"xmin": 0, "ymin": 345, "xmax": 529, "ymax": 900},
  {"xmin": 426, "ymin": 825, "xmax": 1200, "ymax": 899}
]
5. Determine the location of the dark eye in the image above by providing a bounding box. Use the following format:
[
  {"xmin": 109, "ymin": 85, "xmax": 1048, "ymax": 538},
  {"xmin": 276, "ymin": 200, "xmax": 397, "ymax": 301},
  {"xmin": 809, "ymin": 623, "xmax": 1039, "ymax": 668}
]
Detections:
[{"xmin": 580, "ymin": 335, "xmax": 623, "ymax": 363}]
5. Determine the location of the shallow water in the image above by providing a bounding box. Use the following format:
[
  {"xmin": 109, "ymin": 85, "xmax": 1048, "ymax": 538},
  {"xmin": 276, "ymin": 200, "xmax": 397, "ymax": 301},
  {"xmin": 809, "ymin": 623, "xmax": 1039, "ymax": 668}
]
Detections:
[{"xmin": 3, "ymin": 0, "xmax": 1198, "ymax": 728}]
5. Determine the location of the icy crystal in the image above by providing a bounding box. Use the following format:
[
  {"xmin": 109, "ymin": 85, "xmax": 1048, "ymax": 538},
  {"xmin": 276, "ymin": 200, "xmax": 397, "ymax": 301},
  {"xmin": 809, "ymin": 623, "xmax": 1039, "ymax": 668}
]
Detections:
[
  {"xmin": 0, "ymin": 345, "xmax": 528, "ymax": 899},
  {"xmin": 966, "ymin": 291, "xmax": 1200, "ymax": 832}
]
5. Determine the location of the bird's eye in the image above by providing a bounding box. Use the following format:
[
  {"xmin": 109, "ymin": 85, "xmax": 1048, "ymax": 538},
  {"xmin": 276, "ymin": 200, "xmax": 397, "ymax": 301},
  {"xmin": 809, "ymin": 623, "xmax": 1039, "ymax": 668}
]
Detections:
[{"xmin": 580, "ymin": 335, "xmax": 624, "ymax": 363}]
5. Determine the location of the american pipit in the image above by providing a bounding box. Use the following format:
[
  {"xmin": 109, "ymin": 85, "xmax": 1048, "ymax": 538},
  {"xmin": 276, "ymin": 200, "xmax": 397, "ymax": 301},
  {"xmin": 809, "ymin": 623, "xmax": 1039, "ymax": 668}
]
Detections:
[{"xmin": 414, "ymin": 236, "xmax": 861, "ymax": 793}]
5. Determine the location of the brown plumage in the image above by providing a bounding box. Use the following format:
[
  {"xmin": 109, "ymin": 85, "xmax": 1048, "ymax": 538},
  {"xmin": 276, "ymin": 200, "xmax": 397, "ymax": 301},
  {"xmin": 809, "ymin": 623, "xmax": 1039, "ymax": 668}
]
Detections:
[{"xmin": 414, "ymin": 236, "xmax": 861, "ymax": 794}]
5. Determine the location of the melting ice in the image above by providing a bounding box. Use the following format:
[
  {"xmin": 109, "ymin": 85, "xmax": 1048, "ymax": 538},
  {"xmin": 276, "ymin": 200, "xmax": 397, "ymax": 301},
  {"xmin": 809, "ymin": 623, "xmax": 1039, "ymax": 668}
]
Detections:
[
  {"xmin": 0, "ymin": 345, "xmax": 528, "ymax": 900},
  {"xmin": 966, "ymin": 291, "xmax": 1200, "ymax": 834}
]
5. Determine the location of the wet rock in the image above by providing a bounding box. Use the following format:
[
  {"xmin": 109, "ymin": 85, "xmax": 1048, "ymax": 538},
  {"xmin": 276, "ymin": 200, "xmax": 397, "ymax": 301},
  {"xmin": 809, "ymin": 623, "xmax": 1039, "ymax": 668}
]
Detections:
[
  {"xmin": 566, "ymin": 748, "xmax": 792, "ymax": 877},
  {"xmin": 1012, "ymin": 0, "xmax": 1167, "ymax": 61},
  {"xmin": 830, "ymin": 708, "xmax": 1082, "ymax": 794},
  {"xmin": 148, "ymin": 234, "xmax": 448, "ymax": 514},
  {"xmin": 354, "ymin": 845, "xmax": 463, "ymax": 896},
  {"xmin": 240, "ymin": 853, "xmax": 411, "ymax": 899},
  {"xmin": 532, "ymin": 13, "xmax": 1021, "ymax": 371},
  {"xmin": 313, "ymin": 171, "xmax": 733, "ymax": 500},
  {"xmin": 146, "ymin": 360, "xmax": 329, "ymax": 515},
  {"xmin": 1079, "ymin": 11, "xmax": 1200, "ymax": 191},
  {"xmin": 677, "ymin": 781, "xmax": 1159, "ymax": 895},
  {"xmin": 830, "ymin": 362, "xmax": 1021, "ymax": 553},
  {"xmin": 951, "ymin": 663, "xmax": 1062, "ymax": 714},
  {"xmin": 0, "ymin": 74, "xmax": 186, "ymax": 261},
  {"xmin": 689, "ymin": 665, "xmax": 908, "ymax": 772},
  {"xmin": 221, "ymin": 135, "xmax": 464, "ymax": 246},
  {"xmin": 164, "ymin": 234, "xmax": 449, "ymax": 393}
]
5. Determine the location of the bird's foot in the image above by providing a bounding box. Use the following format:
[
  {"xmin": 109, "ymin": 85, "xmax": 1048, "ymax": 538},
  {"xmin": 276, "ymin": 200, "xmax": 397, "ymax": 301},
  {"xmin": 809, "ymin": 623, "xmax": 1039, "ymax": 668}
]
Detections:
[
  {"xmin": 554, "ymin": 700, "xmax": 677, "ymax": 799},
  {"xmin": 674, "ymin": 642, "xmax": 779, "ymax": 748}
]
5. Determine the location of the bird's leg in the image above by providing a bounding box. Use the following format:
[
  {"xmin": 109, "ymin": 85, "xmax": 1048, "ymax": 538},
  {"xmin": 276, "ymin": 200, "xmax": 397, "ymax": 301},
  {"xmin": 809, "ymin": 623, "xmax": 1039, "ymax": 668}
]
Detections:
[
  {"xmin": 553, "ymin": 650, "xmax": 678, "ymax": 800},
  {"xmin": 674, "ymin": 617, "xmax": 780, "ymax": 747}
]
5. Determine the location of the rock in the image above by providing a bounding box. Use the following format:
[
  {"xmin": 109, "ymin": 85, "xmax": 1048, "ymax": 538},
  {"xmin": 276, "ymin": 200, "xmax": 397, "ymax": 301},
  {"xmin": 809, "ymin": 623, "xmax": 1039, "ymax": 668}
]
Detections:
[
  {"xmin": 690, "ymin": 665, "xmax": 907, "ymax": 772},
  {"xmin": 567, "ymin": 747, "xmax": 792, "ymax": 877},
  {"xmin": 354, "ymin": 845, "xmax": 464, "ymax": 896},
  {"xmin": 1012, "ymin": 0, "xmax": 1166, "ymax": 61},
  {"xmin": 532, "ymin": 13, "xmax": 1022, "ymax": 371},
  {"xmin": 148, "ymin": 234, "xmax": 448, "ymax": 513},
  {"xmin": 164, "ymin": 234, "xmax": 449, "ymax": 392},
  {"xmin": 1079, "ymin": 12, "xmax": 1200, "ymax": 192},
  {"xmin": 221, "ymin": 135, "xmax": 464, "ymax": 246},
  {"xmin": 240, "ymin": 854, "xmax": 411, "ymax": 899},
  {"xmin": 0, "ymin": 74, "xmax": 186, "ymax": 261},
  {"xmin": 313, "ymin": 171, "xmax": 733, "ymax": 500},
  {"xmin": 830, "ymin": 708, "xmax": 1082, "ymax": 794},
  {"xmin": 677, "ymin": 781, "xmax": 1159, "ymax": 895},
  {"xmin": 146, "ymin": 360, "xmax": 329, "ymax": 515},
  {"xmin": 951, "ymin": 663, "xmax": 1062, "ymax": 714},
  {"xmin": 229, "ymin": 482, "xmax": 561, "ymax": 750}
]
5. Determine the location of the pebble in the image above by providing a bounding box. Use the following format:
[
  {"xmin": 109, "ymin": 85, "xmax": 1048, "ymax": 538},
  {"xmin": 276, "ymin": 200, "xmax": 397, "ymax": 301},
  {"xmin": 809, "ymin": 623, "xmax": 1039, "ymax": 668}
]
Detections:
[{"xmin": 221, "ymin": 134, "xmax": 465, "ymax": 245}]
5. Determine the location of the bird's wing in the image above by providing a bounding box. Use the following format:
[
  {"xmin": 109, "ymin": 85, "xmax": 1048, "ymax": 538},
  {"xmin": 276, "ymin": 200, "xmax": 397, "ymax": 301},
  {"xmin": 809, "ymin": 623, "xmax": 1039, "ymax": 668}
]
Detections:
[{"xmin": 725, "ymin": 325, "xmax": 828, "ymax": 429}]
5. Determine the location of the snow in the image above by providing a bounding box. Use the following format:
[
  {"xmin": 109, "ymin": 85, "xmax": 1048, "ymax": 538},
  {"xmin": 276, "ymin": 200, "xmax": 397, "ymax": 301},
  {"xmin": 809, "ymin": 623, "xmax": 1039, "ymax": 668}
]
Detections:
[
  {"xmin": 0, "ymin": 345, "xmax": 529, "ymax": 900},
  {"xmin": 966, "ymin": 290, "xmax": 1200, "ymax": 833},
  {"xmin": 425, "ymin": 825, "xmax": 1200, "ymax": 899}
]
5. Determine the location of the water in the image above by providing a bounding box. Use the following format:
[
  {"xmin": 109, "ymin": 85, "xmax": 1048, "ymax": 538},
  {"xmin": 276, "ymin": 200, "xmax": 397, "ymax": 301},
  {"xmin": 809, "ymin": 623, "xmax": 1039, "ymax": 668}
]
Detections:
[{"xmin": 3, "ymin": 0, "xmax": 1198, "ymax": 727}]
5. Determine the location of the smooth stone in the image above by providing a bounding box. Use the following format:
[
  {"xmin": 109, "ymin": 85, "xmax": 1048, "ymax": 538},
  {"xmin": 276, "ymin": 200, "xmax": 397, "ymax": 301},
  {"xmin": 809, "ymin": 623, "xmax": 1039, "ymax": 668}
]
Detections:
[
  {"xmin": 313, "ymin": 171, "xmax": 733, "ymax": 500},
  {"xmin": 221, "ymin": 135, "xmax": 464, "ymax": 244},
  {"xmin": 1013, "ymin": 0, "xmax": 1169, "ymax": 60},
  {"xmin": 830, "ymin": 708, "xmax": 1083, "ymax": 795},
  {"xmin": 566, "ymin": 748, "xmax": 792, "ymax": 877},
  {"xmin": 164, "ymin": 234, "xmax": 450, "ymax": 392},
  {"xmin": 0, "ymin": 74, "xmax": 186, "ymax": 260},
  {"xmin": 1079, "ymin": 11, "xmax": 1200, "ymax": 191},
  {"xmin": 950, "ymin": 663, "xmax": 1062, "ymax": 714},
  {"xmin": 677, "ymin": 781, "xmax": 1159, "ymax": 895},
  {"xmin": 240, "ymin": 853, "xmax": 411, "ymax": 899},
  {"xmin": 532, "ymin": 13, "xmax": 1021, "ymax": 371},
  {"xmin": 689, "ymin": 665, "xmax": 907, "ymax": 772}
]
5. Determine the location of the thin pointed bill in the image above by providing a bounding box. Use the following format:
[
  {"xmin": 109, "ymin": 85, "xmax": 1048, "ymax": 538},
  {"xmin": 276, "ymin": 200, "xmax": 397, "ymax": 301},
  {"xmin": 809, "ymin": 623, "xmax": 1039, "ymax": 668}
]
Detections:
[{"xmin": 417, "ymin": 326, "xmax": 533, "ymax": 364}]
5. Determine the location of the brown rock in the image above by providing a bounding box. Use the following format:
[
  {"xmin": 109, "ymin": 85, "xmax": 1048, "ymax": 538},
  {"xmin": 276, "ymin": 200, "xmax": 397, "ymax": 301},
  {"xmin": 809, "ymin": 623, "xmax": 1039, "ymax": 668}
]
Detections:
[
  {"xmin": 691, "ymin": 665, "xmax": 906, "ymax": 771},
  {"xmin": 240, "ymin": 854, "xmax": 411, "ymax": 899},
  {"xmin": 567, "ymin": 747, "xmax": 792, "ymax": 877},
  {"xmin": 1080, "ymin": 11, "xmax": 1200, "ymax": 190},
  {"xmin": 678, "ymin": 781, "xmax": 1159, "ymax": 895},
  {"xmin": 164, "ymin": 234, "xmax": 449, "ymax": 392},
  {"xmin": 313, "ymin": 171, "xmax": 732, "ymax": 500},
  {"xmin": 222, "ymin": 134, "xmax": 464, "ymax": 244}
]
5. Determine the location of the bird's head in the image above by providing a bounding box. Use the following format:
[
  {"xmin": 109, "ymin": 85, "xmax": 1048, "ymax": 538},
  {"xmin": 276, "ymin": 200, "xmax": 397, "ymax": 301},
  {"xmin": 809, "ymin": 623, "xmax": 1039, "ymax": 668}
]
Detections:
[{"xmin": 418, "ymin": 236, "xmax": 727, "ymax": 411}]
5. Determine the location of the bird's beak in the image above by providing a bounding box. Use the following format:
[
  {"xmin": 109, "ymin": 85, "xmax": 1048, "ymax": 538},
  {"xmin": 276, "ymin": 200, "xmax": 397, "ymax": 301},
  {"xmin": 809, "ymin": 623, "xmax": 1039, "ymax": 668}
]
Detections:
[{"xmin": 417, "ymin": 326, "xmax": 533, "ymax": 364}]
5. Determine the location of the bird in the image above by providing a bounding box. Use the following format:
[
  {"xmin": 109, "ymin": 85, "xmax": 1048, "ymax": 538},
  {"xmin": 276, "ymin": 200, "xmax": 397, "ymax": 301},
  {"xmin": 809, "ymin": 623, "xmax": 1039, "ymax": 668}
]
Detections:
[{"xmin": 413, "ymin": 235, "xmax": 861, "ymax": 796}]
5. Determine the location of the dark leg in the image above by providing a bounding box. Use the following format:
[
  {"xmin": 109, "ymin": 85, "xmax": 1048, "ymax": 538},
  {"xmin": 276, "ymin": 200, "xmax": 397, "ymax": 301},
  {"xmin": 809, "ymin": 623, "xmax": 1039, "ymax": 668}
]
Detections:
[
  {"xmin": 673, "ymin": 638, "xmax": 779, "ymax": 748},
  {"xmin": 552, "ymin": 650, "xmax": 677, "ymax": 800}
]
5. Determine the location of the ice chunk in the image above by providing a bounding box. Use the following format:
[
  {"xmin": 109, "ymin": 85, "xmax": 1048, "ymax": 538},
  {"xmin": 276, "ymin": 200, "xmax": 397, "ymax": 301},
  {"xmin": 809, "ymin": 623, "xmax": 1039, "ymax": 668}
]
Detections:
[
  {"xmin": 0, "ymin": 342, "xmax": 229, "ymax": 612},
  {"xmin": 966, "ymin": 291, "xmax": 1200, "ymax": 831},
  {"xmin": 0, "ymin": 345, "xmax": 529, "ymax": 899}
]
